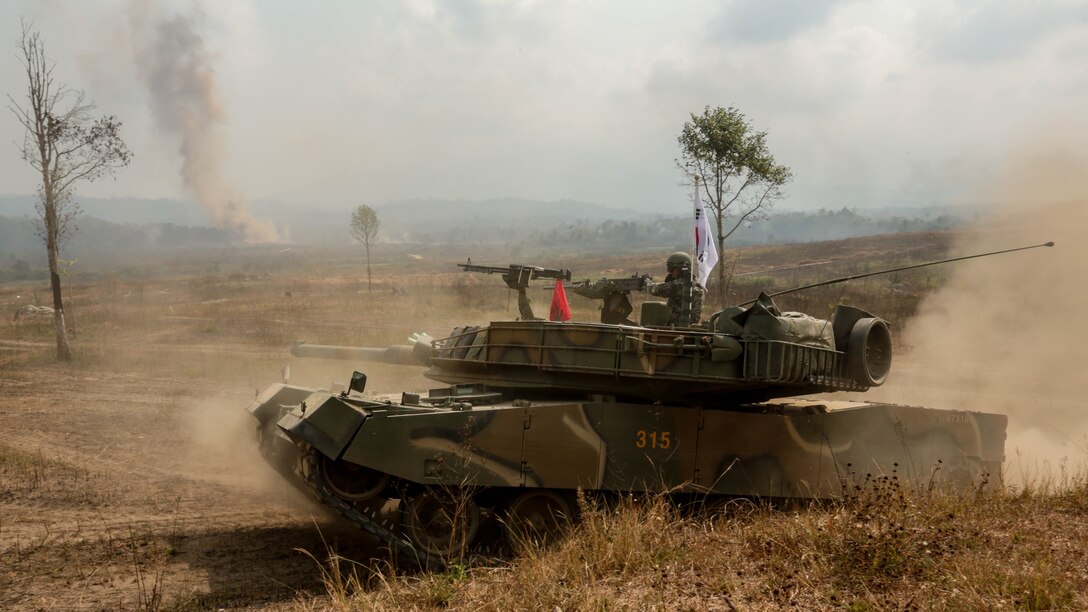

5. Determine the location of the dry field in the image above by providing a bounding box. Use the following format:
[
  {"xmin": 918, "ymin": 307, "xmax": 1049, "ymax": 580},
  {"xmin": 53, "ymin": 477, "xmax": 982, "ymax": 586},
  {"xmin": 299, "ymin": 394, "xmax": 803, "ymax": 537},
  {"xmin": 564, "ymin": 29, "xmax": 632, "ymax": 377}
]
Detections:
[{"xmin": 2, "ymin": 230, "xmax": 1086, "ymax": 610}]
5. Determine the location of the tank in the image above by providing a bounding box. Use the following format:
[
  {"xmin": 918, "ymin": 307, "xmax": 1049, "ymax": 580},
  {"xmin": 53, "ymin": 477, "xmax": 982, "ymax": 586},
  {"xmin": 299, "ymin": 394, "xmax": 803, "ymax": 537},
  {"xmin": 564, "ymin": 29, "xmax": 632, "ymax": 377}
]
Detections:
[{"xmin": 246, "ymin": 267, "xmax": 1006, "ymax": 567}]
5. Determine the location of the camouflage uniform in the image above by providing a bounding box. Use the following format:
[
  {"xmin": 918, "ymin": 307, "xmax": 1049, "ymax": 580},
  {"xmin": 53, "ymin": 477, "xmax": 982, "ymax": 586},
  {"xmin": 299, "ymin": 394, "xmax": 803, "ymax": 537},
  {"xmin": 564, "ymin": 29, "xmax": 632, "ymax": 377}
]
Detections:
[{"xmin": 648, "ymin": 279, "xmax": 704, "ymax": 325}]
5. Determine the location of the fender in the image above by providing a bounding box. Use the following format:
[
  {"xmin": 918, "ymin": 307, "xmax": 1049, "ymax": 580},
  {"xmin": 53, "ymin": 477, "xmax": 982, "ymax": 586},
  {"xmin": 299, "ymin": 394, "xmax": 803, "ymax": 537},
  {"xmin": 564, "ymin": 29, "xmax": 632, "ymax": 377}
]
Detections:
[{"xmin": 277, "ymin": 392, "xmax": 369, "ymax": 460}]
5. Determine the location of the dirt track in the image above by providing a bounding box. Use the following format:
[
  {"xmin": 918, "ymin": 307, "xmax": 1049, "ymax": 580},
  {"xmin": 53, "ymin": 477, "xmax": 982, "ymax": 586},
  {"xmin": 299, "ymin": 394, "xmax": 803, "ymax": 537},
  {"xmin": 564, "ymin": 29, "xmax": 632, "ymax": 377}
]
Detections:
[{"xmin": 0, "ymin": 338, "xmax": 390, "ymax": 610}]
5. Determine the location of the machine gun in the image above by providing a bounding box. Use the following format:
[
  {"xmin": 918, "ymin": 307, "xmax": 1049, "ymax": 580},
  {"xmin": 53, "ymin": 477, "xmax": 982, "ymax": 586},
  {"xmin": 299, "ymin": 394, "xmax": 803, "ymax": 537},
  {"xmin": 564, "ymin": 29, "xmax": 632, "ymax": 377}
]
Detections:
[
  {"xmin": 458, "ymin": 261, "xmax": 572, "ymax": 320},
  {"xmin": 568, "ymin": 273, "xmax": 653, "ymax": 325}
]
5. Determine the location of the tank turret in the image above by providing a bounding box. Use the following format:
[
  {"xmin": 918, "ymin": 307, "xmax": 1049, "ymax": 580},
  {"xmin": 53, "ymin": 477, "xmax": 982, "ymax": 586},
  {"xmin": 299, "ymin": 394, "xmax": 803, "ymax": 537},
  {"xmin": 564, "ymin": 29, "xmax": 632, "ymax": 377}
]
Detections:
[{"xmin": 286, "ymin": 296, "xmax": 890, "ymax": 403}]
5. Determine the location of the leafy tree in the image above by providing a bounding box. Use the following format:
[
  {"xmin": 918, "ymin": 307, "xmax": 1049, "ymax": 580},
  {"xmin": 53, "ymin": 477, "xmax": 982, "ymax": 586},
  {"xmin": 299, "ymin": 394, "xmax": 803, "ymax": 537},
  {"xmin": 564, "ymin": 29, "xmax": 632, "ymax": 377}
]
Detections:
[
  {"xmin": 678, "ymin": 106, "xmax": 792, "ymax": 303},
  {"xmin": 349, "ymin": 205, "xmax": 380, "ymax": 294},
  {"xmin": 7, "ymin": 22, "xmax": 131, "ymax": 360}
]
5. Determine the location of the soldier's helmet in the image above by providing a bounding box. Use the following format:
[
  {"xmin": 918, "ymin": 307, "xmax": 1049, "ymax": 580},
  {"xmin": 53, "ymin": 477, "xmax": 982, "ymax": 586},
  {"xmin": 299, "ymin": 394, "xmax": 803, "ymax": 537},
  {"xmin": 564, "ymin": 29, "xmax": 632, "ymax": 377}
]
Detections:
[{"xmin": 666, "ymin": 251, "xmax": 691, "ymax": 272}]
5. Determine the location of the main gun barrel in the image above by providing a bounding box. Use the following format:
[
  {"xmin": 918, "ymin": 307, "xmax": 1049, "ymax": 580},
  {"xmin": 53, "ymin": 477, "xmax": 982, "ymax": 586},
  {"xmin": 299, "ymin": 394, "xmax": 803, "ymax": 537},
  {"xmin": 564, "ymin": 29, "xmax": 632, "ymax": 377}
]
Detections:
[{"xmin": 291, "ymin": 335, "xmax": 434, "ymax": 366}]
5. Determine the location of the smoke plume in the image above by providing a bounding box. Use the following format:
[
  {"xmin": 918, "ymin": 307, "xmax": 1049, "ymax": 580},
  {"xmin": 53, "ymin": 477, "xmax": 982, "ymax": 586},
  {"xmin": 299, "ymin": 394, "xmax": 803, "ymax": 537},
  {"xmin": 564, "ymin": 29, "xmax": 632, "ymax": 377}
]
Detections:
[
  {"xmin": 866, "ymin": 139, "xmax": 1088, "ymax": 483},
  {"xmin": 127, "ymin": 2, "xmax": 278, "ymax": 243}
]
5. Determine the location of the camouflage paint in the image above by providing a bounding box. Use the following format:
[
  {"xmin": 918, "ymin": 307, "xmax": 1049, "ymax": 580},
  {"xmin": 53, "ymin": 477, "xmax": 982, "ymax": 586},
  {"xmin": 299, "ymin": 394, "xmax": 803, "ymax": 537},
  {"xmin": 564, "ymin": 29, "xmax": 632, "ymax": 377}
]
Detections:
[{"xmin": 250, "ymin": 387, "xmax": 1004, "ymax": 498}]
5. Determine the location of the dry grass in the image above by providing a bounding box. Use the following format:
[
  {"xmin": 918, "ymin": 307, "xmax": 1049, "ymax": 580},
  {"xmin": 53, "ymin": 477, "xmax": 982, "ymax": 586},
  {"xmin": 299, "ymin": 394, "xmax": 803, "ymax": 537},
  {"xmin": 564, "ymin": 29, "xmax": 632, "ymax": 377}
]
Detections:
[
  {"xmin": 0, "ymin": 442, "xmax": 120, "ymax": 505},
  {"xmin": 294, "ymin": 478, "xmax": 1088, "ymax": 611}
]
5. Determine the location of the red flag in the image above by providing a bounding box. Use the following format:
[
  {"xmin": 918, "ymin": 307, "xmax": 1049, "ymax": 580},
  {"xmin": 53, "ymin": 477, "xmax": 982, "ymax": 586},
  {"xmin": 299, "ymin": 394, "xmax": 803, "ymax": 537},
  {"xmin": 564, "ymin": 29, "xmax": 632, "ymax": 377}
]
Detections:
[{"xmin": 549, "ymin": 278, "xmax": 572, "ymax": 321}]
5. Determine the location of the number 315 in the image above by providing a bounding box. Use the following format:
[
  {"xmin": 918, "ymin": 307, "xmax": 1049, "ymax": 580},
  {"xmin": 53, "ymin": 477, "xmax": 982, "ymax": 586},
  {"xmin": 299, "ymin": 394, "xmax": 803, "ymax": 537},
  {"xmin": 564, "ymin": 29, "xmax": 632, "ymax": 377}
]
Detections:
[{"xmin": 635, "ymin": 430, "xmax": 671, "ymax": 449}]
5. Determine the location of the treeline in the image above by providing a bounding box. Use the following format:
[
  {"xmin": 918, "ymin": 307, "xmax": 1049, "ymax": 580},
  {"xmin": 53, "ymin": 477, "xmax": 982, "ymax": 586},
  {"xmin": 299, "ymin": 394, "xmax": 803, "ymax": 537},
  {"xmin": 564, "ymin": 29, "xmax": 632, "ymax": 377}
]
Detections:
[
  {"xmin": 0, "ymin": 207, "xmax": 964, "ymax": 282},
  {"xmin": 0, "ymin": 215, "xmax": 234, "ymax": 282},
  {"xmin": 402, "ymin": 207, "xmax": 964, "ymax": 251}
]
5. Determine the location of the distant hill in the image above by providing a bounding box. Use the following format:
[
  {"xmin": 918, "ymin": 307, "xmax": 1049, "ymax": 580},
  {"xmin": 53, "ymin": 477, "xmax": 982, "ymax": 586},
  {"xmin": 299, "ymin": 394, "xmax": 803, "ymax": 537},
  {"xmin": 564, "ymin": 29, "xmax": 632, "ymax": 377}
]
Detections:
[{"xmin": 0, "ymin": 195, "xmax": 210, "ymax": 226}]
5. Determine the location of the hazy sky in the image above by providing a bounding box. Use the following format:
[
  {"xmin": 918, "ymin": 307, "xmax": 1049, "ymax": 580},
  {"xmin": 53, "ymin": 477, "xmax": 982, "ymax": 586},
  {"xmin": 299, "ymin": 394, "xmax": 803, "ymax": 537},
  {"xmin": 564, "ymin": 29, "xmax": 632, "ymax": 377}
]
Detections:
[{"xmin": 3, "ymin": 0, "xmax": 1087, "ymax": 218}]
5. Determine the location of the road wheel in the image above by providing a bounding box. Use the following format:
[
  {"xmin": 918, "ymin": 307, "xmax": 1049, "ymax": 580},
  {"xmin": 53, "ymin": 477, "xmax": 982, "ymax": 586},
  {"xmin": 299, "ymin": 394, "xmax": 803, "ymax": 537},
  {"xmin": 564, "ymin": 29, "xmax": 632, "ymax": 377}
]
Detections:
[
  {"xmin": 502, "ymin": 490, "xmax": 573, "ymax": 549},
  {"xmin": 935, "ymin": 456, "xmax": 995, "ymax": 494},
  {"xmin": 318, "ymin": 455, "xmax": 390, "ymax": 502},
  {"xmin": 401, "ymin": 489, "xmax": 481, "ymax": 558}
]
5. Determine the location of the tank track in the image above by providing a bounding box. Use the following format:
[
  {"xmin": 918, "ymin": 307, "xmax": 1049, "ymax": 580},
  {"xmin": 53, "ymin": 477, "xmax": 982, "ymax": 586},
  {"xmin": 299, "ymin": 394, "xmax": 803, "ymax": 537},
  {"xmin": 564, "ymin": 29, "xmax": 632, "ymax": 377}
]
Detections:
[{"xmin": 295, "ymin": 445, "xmax": 447, "ymax": 569}]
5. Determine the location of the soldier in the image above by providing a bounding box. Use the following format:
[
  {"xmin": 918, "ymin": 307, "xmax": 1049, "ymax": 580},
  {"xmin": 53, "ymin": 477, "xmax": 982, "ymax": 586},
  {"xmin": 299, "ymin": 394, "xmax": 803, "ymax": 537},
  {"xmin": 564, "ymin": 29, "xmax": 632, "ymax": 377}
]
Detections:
[{"xmin": 648, "ymin": 251, "xmax": 704, "ymax": 325}]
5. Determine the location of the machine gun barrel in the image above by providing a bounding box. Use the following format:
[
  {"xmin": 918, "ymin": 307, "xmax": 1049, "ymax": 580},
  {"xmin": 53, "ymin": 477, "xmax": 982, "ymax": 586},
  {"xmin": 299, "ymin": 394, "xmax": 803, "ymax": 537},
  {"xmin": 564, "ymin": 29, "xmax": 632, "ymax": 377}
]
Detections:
[
  {"xmin": 458, "ymin": 261, "xmax": 572, "ymax": 284},
  {"xmin": 740, "ymin": 241, "xmax": 1055, "ymax": 306},
  {"xmin": 458, "ymin": 262, "xmax": 572, "ymax": 317},
  {"xmin": 458, "ymin": 263, "xmax": 515, "ymax": 275}
]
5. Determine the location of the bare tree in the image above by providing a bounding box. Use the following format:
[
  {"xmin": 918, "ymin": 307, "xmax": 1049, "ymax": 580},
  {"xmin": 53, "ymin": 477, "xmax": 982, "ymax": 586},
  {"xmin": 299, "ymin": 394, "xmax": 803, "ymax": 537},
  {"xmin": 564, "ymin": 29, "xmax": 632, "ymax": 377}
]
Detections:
[
  {"xmin": 7, "ymin": 21, "xmax": 131, "ymax": 360},
  {"xmin": 349, "ymin": 205, "xmax": 380, "ymax": 294},
  {"xmin": 678, "ymin": 106, "xmax": 791, "ymax": 304}
]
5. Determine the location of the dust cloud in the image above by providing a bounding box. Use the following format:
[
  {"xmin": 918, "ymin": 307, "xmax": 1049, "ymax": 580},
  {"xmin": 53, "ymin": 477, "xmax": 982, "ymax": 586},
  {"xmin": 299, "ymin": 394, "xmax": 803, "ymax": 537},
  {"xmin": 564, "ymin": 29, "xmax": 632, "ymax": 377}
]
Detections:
[
  {"xmin": 174, "ymin": 353, "xmax": 432, "ymax": 512},
  {"xmin": 181, "ymin": 393, "xmax": 318, "ymax": 512},
  {"xmin": 126, "ymin": 1, "xmax": 279, "ymax": 243},
  {"xmin": 867, "ymin": 141, "xmax": 1088, "ymax": 484}
]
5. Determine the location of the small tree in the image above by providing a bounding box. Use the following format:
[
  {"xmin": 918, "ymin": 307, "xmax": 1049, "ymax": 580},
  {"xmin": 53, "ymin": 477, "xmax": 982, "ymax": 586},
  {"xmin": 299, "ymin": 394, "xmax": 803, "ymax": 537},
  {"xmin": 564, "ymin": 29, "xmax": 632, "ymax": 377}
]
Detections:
[
  {"xmin": 8, "ymin": 22, "xmax": 131, "ymax": 360},
  {"xmin": 349, "ymin": 205, "xmax": 380, "ymax": 294},
  {"xmin": 678, "ymin": 106, "xmax": 792, "ymax": 303}
]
